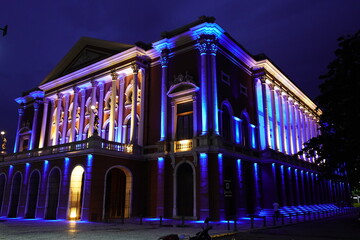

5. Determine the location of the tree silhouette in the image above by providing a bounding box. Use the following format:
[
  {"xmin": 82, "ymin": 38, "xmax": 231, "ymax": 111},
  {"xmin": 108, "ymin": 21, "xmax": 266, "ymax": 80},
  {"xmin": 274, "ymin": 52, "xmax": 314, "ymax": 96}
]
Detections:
[{"xmin": 299, "ymin": 29, "xmax": 360, "ymax": 191}]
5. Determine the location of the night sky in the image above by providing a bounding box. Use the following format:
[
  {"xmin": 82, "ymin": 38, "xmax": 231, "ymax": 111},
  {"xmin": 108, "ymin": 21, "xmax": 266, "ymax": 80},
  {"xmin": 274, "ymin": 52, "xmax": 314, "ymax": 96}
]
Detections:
[{"xmin": 1, "ymin": 0, "xmax": 359, "ymax": 151}]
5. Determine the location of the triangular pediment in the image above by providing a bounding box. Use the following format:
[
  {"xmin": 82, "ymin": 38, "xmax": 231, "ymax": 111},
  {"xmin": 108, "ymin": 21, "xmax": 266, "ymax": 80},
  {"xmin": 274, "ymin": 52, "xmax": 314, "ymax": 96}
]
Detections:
[{"xmin": 40, "ymin": 37, "xmax": 134, "ymax": 85}]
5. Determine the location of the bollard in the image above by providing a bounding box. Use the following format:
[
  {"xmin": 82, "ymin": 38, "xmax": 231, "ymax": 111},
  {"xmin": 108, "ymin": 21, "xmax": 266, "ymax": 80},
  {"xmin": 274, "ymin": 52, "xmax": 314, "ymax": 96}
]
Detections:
[
  {"xmin": 273, "ymin": 215, "xmax": 276, "ymax": 226},
  {"xmin": 160, "ymin": 216, "xmax": 163, "ymax": 227},
  {"xmin": 227, "ymin": 219, "xmax": 230, "ymax": 231},
  {"xmin": 263, "ymin": 216, "xmax": 266, "ymax": 227},
  {"xmin": 234, "ymin": 218, "xmax": 238, "ymax": 231},
  {"xmin": 251, "ymin": 216, "xmax": 254, "ymax": 229},
  {"xmin": 181, "ymin": 216, "xmax": 184, "ymax": 227},
  {"xmin": 289, "ymin": 213, "xmax": 292, "ymax": 224},
  {"xmin": 140, "ymin": 214, "xmax": 143, "ymax": 225},
  {"xmin": 281, "ymin": 214, "xmax": 284, "ymax": 225}
]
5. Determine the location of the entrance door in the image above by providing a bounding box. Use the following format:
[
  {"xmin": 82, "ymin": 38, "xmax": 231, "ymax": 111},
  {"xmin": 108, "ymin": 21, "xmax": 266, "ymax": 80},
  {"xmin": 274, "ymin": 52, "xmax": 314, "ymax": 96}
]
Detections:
[
  {"xmin": 45, "ymin": 168, "xmax": 60, "ymax": 219},
  {"xmin": 68, "ymin": 166, "xmax": 85, "ymax": 220},
  {"xmin": 176, "ymin": 163, "xmax": 194, "ymax": 217},
  {"xmin": 8, "ymin": 172, "xmax": 22, "ymax": 218},
  {"xmin": 25, "ymin": 171, "xmax": 40, "ymax": 218},
  {"xmin": 105, "ymin": 168, "xmax": 126, "ymax": 219}
]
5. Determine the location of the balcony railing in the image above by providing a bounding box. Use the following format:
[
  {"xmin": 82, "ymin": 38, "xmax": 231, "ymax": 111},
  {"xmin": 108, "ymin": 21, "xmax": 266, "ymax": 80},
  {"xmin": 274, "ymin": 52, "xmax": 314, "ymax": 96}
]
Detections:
[
  {"xmin": 174, "ymin": 139, "xmax": 193, "ymax": 152},
  {"xmin": 2, "ymin": 134, "xmax": 133, "ymax": 162}
]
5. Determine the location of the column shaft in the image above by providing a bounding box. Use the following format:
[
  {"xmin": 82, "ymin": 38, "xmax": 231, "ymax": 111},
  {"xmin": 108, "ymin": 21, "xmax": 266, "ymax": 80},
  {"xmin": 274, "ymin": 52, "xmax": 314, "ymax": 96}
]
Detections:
[
  {"xmin": 117, "ymin": 77, "xmax": 125, "ymax": 142},
  {"xmin": 130, "ymin": 65, "xmax": 138, "ymax": 144},
  {"xmin": 70, "ymin": 88, "xmax": 79, "ymax": 142},
  {"xmin": 29, "ymin": 101, "xmax": 40, "ymax": 150},
  {"xmin": 270, "ymin": 85, "xmax": 279, "ymax": 150},
  {"xmin": 109, "ymin": 73, "xmax": 118, "ymax": 141},
  {"xmin": 61, "ymin": 94, "xmax": 70, "ymax": 143},
  {"xmin": 39, "ymin": 100, "xmax": 49, "ymax": 148},
  {"xmin": 261, "ymin": 79, "xmax": 270, "ymax": 148}
]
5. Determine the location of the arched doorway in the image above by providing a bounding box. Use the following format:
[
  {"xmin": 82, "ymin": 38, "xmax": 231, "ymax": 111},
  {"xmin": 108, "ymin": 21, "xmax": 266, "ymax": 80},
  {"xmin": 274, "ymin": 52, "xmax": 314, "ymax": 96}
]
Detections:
[
  {"xmin": 104, "ymin": 167, "xmax": 132, "ymax": 220},
  {"xmin": 68, "ymin": 166, "xmax": 85, "ymax": 220},
  {"xmin": 45, "ymin": 168, "xmax": 61, "ymax": 219},
  {"xmin": 176, "ymin": 163, "xmax": 194, "ymax": 217},
  {"xmin": 8, "ymin": 172, "xmax": 22, "ymax": 218},
  {"xmin": 0, "ymin": 174, "xmax": 6, "ymax": 214},
  {"xmin": 25, "ymin": 171, "xmax": 40, "ymax": 218}
]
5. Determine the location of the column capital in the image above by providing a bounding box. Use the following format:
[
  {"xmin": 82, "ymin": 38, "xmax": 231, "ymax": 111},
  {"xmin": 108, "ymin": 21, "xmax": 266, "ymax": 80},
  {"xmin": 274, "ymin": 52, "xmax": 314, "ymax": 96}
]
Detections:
[
  {"xmin": 111, "ymin": 71, "xmax": 119, "ymax": 81},
  {"xmin": 57, "ymin": 92, "xmax": 63, "ymax": 100},
  {"xmin": 197, "ymin": 34, "xmax": 218, "ymax": 55},
  {"xmin": 160, "ymin": 48, "xmax": 169, "ymax": 67},
  {"xmin": 131, "ymin": 64, "xmax": 139, "ymax": 74},
  {"xmin": 18, "ymin": 107, "xmax": 24, "ymax": 116},
  {"xmin": 33, "ymin": 100, "xmax": 40, "ymax": 111}
]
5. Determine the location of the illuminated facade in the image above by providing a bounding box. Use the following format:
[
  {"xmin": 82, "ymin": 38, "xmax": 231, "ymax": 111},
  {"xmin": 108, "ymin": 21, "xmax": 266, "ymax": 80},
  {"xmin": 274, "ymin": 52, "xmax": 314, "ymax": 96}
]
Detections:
[{"xmin": 0, "ymin": 17, "xmax": 349, "ymax": 222}]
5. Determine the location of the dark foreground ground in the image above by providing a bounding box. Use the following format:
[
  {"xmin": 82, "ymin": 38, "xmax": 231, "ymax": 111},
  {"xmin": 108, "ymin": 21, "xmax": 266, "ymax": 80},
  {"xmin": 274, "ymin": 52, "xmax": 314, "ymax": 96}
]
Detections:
[
  {"xmin": 217, "ymin": 212, "xmax": 360, "ymax": 240},
  {"xmin": 0, "ymin": 211, "xmax": 358, "ymax": 239}
]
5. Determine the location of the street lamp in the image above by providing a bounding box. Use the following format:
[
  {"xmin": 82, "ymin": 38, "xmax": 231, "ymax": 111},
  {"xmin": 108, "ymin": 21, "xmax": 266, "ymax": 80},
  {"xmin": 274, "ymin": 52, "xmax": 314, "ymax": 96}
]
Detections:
[
  {"xmin": 1, "ymin": 131, "xmax": 7, "ymax": 154},
  {"xmin": 91, "ymin": 105, "xmax": 99, "ymax": 135}
]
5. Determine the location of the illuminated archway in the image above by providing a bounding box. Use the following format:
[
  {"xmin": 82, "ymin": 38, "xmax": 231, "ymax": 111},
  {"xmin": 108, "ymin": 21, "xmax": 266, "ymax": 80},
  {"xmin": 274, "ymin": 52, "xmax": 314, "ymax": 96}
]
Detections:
[
  {"xmin": 8, "ymin": 172, "xmax": 22, "ymax": 218},
  {"xmin": 68, "ymin": 165, "xmax": 85, "ymax": 220},
  {"xmin": 103, "ymin": 166, "xmax": 132, "ymax": 220},
  {"xmin": 45, "ymin": 168, "xmax": 61, "ymax": 219},
  {"xmin": 174, "ymin": 161, "xmax": 196, "ymax": 217},
  {"xmin": 25, "ymin": 170, "xmax": 40, "ymax": 218}
]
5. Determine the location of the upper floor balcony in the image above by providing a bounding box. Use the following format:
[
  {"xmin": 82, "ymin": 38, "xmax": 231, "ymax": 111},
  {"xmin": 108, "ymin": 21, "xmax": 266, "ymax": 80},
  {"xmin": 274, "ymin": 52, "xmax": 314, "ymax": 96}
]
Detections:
[{"xmin": 1, "ymin": 133, "xmax": 134, "ymax": 162}]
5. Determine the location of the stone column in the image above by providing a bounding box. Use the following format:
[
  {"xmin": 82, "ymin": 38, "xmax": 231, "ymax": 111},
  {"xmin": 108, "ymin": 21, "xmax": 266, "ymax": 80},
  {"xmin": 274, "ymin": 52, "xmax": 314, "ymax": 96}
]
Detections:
[
  {"xmin": 88, "ymin": 81, "xmax": 97, "ymax": 137},
  {"xmin": 38, "ymin": 99, "xmax": 49, "ymax": 148},
  {"xmin": 109, "ymin": 72, "xmax": 118, "ymax": 141},
  {"xmin": 61, "ymin": 93, "xmax": 70, "ymax": 143},
  {"xmin": 260, "ymin": 77, "xmax": 270, "ymax": 148},
  {"xmin": 290, "ymin": 100, "xmax": 298, "ymax": 154},
  {"xmin": 130, "ymin": 64, "xmax": 138, "ymax": 144},
  {"xmin": 29, "ymin": 100, "xmax": 40, "ymax": 150},
  {"xmin": 46, "ymin": 99, "xmax": 55, "ymax": 146},
  {"xmin": 269, "ymin": 84, "xmax": 279, "ymax": 151},
  {"xmin": 284, "ymin": 95, "xmax": 293, "ymax": 154},
  {"xmin": 171, "ymin": 100, "xmax": 176, "ymax": 140},
  {"xmin": 198, "ymin": 36, "xmax": 208, "ymax": 135},
  {"xmin": 138, "ymin": 69, "xmax": 146, "ymax": 146},
  {"xmin": 70, "ymin": 87, "xmax": 79, "ymax": 142},
  {"xmin": 297, "ymin": 106, "xmax": 304, "ymax": 157},
  {"xmin": 209, "ymin": 39, "xmax": 219, "ymax": 135},
  {"xmin": 14, "ymin": 105, "xmax": 25, "ymax": 153},
  {"xmin": 97, "ymin": 82, "xmax": 105, "ymax": 137},
  {"xmin": 117, "ymin": 76, "xmax": 125, "ymax": 142},
  {"xmin": 160, "ymin": 49, "xmax": 169, "ymax": 141},
  {"xmin": 277, "ymin": 89, "xmax": 287, "ymax": 153},
  {"xmin": 53, "ymin": 93, "xmax": 62, "ymax": 145},
  {"xmin": 192, "ymin": 95, "xmax": 198, "ymax": 137},
  {"xmin": 78, "ymin": 88, "xmax": 86, "ymax": 141}
]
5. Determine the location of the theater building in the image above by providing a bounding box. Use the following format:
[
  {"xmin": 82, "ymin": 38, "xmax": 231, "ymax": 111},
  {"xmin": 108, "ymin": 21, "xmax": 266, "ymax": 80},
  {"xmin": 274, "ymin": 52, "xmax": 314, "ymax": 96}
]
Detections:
[{"xmin": 0, "ymin": 17, "xmax": 349, "ymax": 222}]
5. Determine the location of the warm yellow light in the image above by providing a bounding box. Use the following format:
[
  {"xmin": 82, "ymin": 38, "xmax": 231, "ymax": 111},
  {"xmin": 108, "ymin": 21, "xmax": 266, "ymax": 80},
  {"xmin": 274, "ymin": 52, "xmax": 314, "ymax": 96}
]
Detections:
[
  {"xmin": 175, "ymin": 139, "xmax": 193, "ymax": 152},
  {"xmin": 68, "ymin": 166, "xmax": 85, "ymax": 220},
  {"xmin": 0, "ymin": 131, "xmax": 5, "ymax": 135},
  {"xmin": 91, "ymin": 105, "xmax": 96, "ymax": 110}
]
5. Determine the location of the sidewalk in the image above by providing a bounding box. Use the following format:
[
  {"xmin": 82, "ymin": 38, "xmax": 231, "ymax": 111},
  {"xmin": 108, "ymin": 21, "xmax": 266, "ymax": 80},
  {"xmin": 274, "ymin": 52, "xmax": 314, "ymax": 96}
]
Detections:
[{"xmin": 0, "ymin": 208, "xmax": 357, "ymax": 239}]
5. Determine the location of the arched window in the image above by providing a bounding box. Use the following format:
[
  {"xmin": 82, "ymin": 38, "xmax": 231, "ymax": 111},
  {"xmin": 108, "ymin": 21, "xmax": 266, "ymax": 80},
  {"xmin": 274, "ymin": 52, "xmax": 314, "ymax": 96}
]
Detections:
[
  {"xmin": 45, "ymin": 168, "xmax": 61, "ymax": 220},
  {"xmin": 176, "ymin": 101, "xmax": 193, "ymax": 140},
  {"xmin": 241, "ymin": 115, "xmax": 250, "ymax": 147},
  {"xmin": 25, "ymin": 171, "xmax": 40, "ymax": 218},
  {"xmin": 68, "ymin": 166, "xmax": 85, "ymax": 220},
  {"xmin": 221, "ymin": 106, "xmax": 232, "ymax": 142},
  {"xmin": 8, "ymin": 172, "xmax": 22, "ymax": 218}
]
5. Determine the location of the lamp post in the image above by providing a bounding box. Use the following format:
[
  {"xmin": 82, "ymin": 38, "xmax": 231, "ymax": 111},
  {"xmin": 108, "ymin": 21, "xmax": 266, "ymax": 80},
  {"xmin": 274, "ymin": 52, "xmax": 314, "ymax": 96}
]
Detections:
[
  {"xmin": 91, "ymin": 105, "xmax": 99, "ymax": 136},
  {"xmin": 1, "ymin": 131, "xmax": 7, "ymax": 154}
]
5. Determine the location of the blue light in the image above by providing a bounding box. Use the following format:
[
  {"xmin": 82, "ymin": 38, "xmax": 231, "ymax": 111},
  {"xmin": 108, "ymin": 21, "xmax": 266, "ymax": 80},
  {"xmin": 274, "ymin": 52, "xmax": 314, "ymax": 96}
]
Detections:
[
  {"xmin": 87, "ymin": 154, "xmax": 93, "ymax": 167},
  {"xmin": 234, "ymin": 117, "xmax": 241, "ymax": 144},
  {"xmin": 250, "ymin": 124, "xmax": 256, "ymax": 149},
  {"xmin": 266, "ymin": 85, "xmax": 274, "ymax": 149},
  {"xmin": 44, "ymin": 161, "xmax": 49, "ymax": 172},
  {"xmin": 158, "ymin": 157, "xmax": 164, "ymax": 173},
  {"xmin": 256, "ymin": 80, "xmax": 265, "ymax": 149},
  {"xmin": 26, "ymin": 163, "xmax": 30, "ymax": 167}
]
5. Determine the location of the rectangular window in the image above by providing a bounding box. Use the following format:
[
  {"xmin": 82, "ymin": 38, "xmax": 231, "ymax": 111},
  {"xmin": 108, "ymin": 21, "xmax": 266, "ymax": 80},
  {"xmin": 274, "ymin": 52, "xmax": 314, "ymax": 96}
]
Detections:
[
  {"xmin": 176, "ymin": 102, "xmax": 193, "ymax": 140},
  {"xmin": 221, "ymin": 71, "xmax": 230, "ymax": 86},
  {"xmin": 240, "ymin": 83, "xmax": 247, "ymax": 96}
]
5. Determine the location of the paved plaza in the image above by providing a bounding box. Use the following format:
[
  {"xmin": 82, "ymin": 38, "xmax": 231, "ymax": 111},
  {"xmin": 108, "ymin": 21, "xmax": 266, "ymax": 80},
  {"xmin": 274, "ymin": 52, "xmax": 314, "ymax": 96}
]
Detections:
[{"xmin": 0, "ymin": 209, "xmax": 357, "ymax": 239}]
